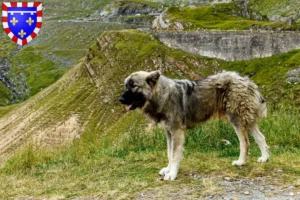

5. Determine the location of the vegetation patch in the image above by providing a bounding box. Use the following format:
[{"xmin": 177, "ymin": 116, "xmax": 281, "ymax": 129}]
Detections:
[
  {"xmin": 166, "ymin": 3, "xmax": 300, "ymax": 30},
  {"xmin": 0, "ymin": 82, "xmax": 13, "ymax": 107},
  {"xmin": 0, "ymin": 30, "xmax": 299, "ymax": 198},
  {"xmin": 249, "ymin": 0, "xmax": 300, "ymax": 21}
]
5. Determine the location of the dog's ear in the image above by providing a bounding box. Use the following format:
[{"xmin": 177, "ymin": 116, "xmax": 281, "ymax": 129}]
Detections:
[{"xmin": 146, "ymin": 70, "xmax": 161, "ymax": 87}]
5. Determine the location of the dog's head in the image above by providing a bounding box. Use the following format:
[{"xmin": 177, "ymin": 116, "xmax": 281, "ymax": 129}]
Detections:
[{"xmin": 119, "ymin": 70, "xmax": 161, "ymax": 110}]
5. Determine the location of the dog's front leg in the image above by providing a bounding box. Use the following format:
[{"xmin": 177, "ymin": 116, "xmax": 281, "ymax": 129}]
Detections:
[
  {"xmin": 164, "ymin": 128, "xmax": 185, "ymax": 181},
  {"xmin": 159, "ymin": 130, "xmax": 172, "ymax": 176}
]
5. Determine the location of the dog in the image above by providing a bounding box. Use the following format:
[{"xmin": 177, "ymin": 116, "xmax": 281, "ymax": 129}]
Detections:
[{"xmin": 119, "ymin": 70, "xmax": 269, "ymax": 181}]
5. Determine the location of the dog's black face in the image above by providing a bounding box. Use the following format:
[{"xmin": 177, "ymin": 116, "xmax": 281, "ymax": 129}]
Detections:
[
  {"xmin": 120, "ymin": 70, "xmax": 161, "ymax": 111},
  {"xmin": 119, "ymin": 79, "xmax": 147, "ymax": 110}
]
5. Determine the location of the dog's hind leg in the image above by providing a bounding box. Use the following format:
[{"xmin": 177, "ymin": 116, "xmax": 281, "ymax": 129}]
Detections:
[
  {"xmin": 159, "ymin": 130, "xmax": 172, "ymax": 176},
  {"xmin": 249, "ymin": 123, "xmax": 269, "ymax": 163},
  {"xmin": 164, "ymin": 128, "xmax": 185, "ymax": 181},
  {"xmin": 232, "ymin": 125, "xmax": 250, "ymax": 166}
]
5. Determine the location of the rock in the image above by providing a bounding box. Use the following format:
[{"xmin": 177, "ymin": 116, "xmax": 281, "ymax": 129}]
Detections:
[
  {"xmin": 268, "ymin": 185, "xmax": 275, "ymax": 190},
  {"xmin": 156, "ymin": 31, "xmax": 300, "ymax": 61},
  {"xmin": 286, "ymin": 18, "xmax": 296, "ymax": 25},
  {"xmin": 286, "ymin": 67, "xmax": 300, "ymax": 84},
  {"xmin": 288, "ymin": 186, "xmax": 295, "ymax": 190},
  {"xmin": 244, "ymin": 191, "xmax": 250, "ymax": 195},
  {"xmin": 175, "ymin": 22, "xmax": 184, "ymax": 30},
  {"xmin": 259, "ymin": 186, "xmax": 264, "ymax": 191},
  {"xmin": 224, "ymin": 177, "xmax": 231, "ymax": 181},
  {"xmin": 91, "ymin": 1, "xmax": 163, "ymax": 23},
  {"xmin": 221, "ymin": 139, "xmax": 231, "ymax": 145},
  {"xmin": 193, "ymin": 175, "xmax": 201, "ymax": 179}
]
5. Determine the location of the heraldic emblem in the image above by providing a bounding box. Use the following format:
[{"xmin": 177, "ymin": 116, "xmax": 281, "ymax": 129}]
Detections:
[{"xmin": 2, "ymin": 2, "xmax": 42, "ymax": 46}]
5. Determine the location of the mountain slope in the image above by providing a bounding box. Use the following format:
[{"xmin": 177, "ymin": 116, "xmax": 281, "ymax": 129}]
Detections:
[
  {"xmin": 1, "ymin": 29, "xmax": 300, "ymax": 165},
  {"xmin": 1, "ymin": 0, "xmax": 300, "ymax": 105},
  {"xmin": 0, "ymin": 0, "xmax": 124, "ymax": 104},
  {"xmin": 0, "ymin": 29, "xmax": 299, "ymax": 198}
]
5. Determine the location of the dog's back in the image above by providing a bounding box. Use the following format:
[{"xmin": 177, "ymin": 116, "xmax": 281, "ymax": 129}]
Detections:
[{"xmin": 182, "ymin": 71, "xmax": 266, "ymax": 127}]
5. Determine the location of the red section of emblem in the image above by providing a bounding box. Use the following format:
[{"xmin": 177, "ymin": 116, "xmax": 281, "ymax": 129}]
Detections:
[
  {"xmin": 12, "ymin": 35, "xmax": 18, "ymax": 42},
  {"xmin": 36, "ymin": 22, "xmax": 42, "ymax": 28},
  {"xmin": 31, "ymin": 32, "xmax": 37, "ymax": 38},
  {"xmin": 2, "ymin": 16, "xmax": 7, "ymax": 22},
  {"xmin": 2, "ymin": 3, "xmax": 7, "ymax": 11},
  {"xmin": 33, "ymin": 2, "xmax": 41, "ymax": 7},
  {"xmin": 37, "ymin": 10, "xmax": 42, "ymax": 17},
  {"xmin": 4, "ymin": 28, "xmax": 10, "ymax": 34},
  {"xmin": 22, "ymin": 2, "xmax": 28, "ymax": 7},
  {"xmin": 22, "ymin": 39, "xmax": 27, "ymax": 46},
  {"xmin": 10, "ymin": 2, "xmax": 17, "ymax": 7}
]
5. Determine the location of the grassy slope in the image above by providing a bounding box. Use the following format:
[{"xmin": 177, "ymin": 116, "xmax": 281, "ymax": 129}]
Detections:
[
  {"xmin": 0, "ymin": 0, "xmax": 117, "ymax": 103},
  {"xmin": 1, "ymin": 0, "xmax": 299, "ymax": 104},
  {"xmin": 0, "ymin": 30, "xmax": 299, "ymax": 198},
  {"xmin": 2, "ymin": 0, "xmax": 112, "ymax": 20},
  {"xmin": 0, "ymin": 82, "xmax": 12, "ymax": 106},
  {"xmin": 0, "ymin": 37, "xmax": 16, "ymax": 105},
  {"xmin": 166, "ymin": 2, "xmax": 300, "ymax": 30},
  {"xmin": 0, "ymin": 0, "xmax": 161, "ymax": 104},
  {"xmin": 249, "ymin": 0, "xmax": 300, "ymax": 21}
]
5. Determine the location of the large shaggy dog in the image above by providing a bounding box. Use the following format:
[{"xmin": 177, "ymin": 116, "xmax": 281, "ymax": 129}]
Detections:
[{"xmin": 119, "ymin": 70, "xmax": 269, "ymax": 181}]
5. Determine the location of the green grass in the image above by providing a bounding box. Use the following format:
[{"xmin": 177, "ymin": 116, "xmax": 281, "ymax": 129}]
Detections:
[
  {"xmin": 0, "ymin": 0, "xmax": 126, "ymax": 105},
  {"xmin": 0, "ymin": 38, "xmax": 16, "ymax": 59},
  {"xmin": 0, "ymin": 30, "xmax": 300, "ymax": 198},
  {"xmin": 1, "ymin": 21, "xmax": 135, "ymax": 103},
  {"xmin": 0, "ymin": 81, "xmax": 13, "ymax": 107},
  {"xmin": 249, "ymin": 0, "xmax": 300, "ymax": 21},
  {"xmin": 1, "ymin": 108, "xmax": 299, "ymax": 198},
  {"xmin": 166, "ymin": 3, "xmax": 300, "ymax": 30},
  {"xmin": 7, "ymin": 48, "xmax": 66, "ymax": 101}
]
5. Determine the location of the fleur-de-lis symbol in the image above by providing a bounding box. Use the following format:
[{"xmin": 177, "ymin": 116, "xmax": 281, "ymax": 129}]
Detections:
[
  {"xmin": 26, "ymin": 17, "xmax": 34, "ymax": 26},
  {"xmin": 10, "ymin": 17, "xmax": 18, "ymax": 26}
]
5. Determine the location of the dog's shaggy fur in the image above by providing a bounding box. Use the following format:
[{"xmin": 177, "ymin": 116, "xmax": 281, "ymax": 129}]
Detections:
[{"xmin": 120, "ymin": 70, "xmax": 269, "ymax": 180}]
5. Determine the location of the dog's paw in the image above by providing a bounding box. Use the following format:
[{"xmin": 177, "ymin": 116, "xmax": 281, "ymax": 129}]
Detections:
[
  {"xmin": 159, "ymin": 167, "xmax": 170, "ymax": 176},
  {"xmin": 232, "ymin": 160, "xmax": 245, "ymax": 166},
  {"xmin": 163, "ymin": 172, "xmax": 177, "ymax": 181},
  {"xmin": 257, "ymin": 156, "xmax": 269, "ymax": 163}
]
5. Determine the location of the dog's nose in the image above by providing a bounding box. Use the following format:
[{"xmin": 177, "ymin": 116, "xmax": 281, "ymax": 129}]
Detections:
[{"xmin": 119, "ymin": 96, "xmax": 126, "ymax": 104}]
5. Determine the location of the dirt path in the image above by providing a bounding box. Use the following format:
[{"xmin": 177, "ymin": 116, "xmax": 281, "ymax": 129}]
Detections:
[{"xmin": 136, "ymin": 174, "xmax": 300, "ymax": 200}]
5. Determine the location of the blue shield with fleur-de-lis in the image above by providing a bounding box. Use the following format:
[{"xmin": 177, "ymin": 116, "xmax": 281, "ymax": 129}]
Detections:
[{"xmin": 2, "ymin": 2, "xmax": 42, "ymax": 46}]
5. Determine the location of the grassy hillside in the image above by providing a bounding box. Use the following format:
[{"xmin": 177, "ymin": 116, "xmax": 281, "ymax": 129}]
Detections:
[
  {"xmin": 1, "ymin": 0, "xmax": 300, "ymax": 104},
  {"xmin": 249, "ymin": 0, "xmax": 300, "ymax": 22},
  {"xmin": 0, "ymin": 0, "xmax": 138, "ymax": 103},
  {"xmin": 0, "ymin": 82, "xmax": 12, "ymax": 106},
  {"xmin": 1, "ymin": 0, "xmax": 112, "ymax": 20},
  {"xmin": 0, "ymin": 30, "xmax": 299, "ymax": 198},
  {"xmin": 165, "ymin": 2, "xmax": 300, "ymax": 30}
]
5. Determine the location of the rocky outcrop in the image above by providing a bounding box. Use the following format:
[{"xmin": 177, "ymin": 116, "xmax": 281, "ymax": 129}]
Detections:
[
  {"xmin": 90, "ymin": 1, "xmax": 163, "ymax": 25},
  {"xmin": 0, "ymin": 58, "xmax": 29, "ymax": 103},
  {"xmin": 287, "ymin": 67, "xmax": 300, "ymax": 85},
  {"xmin": 0, "ymin": 58, "xmax": 14, "ymax": 102},
  {"xmin": 151, "ymin": 0, "xmax": 233, "ymax": 5},
  {"xmin": 156, "ymin": 31, "xmax": 300, "ymax": 61}
]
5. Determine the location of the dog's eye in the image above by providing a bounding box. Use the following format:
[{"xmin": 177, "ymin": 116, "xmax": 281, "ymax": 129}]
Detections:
[
  {"xmin": 128, "ymin": 80, "xmax": 138, "ymax": 88},
  {"xmin": 128, "ymin": 80, "xmax": 134, "ymax": 87}
]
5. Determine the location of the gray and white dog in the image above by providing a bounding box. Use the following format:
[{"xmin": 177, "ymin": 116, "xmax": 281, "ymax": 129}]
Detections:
[{"xmin": 119, "ymin": 70, "xmax": 269, "ymax": 181}]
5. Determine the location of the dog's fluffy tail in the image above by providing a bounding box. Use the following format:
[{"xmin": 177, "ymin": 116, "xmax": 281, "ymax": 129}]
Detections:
[{"xmin": 258, "ymin": 97, "xmax": 267, "ymax": 118}]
